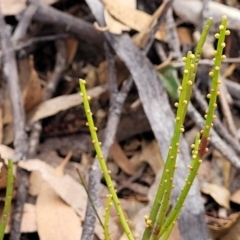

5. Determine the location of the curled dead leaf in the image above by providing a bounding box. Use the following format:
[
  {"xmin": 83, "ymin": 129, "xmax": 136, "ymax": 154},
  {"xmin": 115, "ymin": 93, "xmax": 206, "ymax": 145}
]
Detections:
[{"xmin": 201, "ymin": 182, "xmax": 230, "ymax": 209}]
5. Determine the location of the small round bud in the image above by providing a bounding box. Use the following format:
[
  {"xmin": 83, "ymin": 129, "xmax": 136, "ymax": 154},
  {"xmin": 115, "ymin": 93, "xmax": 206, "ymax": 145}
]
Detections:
[
  {"xmin": 215, "ymin": 33, "xmax": 220, "ymax": 39},
  {"xmin": 222, "ymin": 15, "xmax": 227, "ymax": 20},
  {"xmin": 225, "ymin": 30, "xmax": 230, "ymax": 35},
  {"xmin": 219, "ymin": 25, "xmax": 224, "ymax": 30},
  {"xmin": 209, "ymin": 72, "xmax": 213, "ymax": 77},
  {"xmin": 182, "ymin": 57, "xmax": 187, "ymax": 62},
  {"xmin": 221, "ymin": 42, "xmax": 226, "ymax": 48},
  {"xmin": 221, "ymin": 55, "xmax": 226, "ymax": 60},
  {"xmin": 180, "ymin": 127, "xmax": 185, "ymax": 132}
]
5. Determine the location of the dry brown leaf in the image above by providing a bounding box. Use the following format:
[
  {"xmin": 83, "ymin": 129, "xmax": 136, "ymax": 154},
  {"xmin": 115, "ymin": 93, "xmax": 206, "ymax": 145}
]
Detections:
[
  {"xmin": 18, "ymin": 159, "xmax": 87, "ymax": 218},
  {"xmin": 0, "ymin": 144, "xmax": 14, "ymax": 163},
  {"xmin": 4, "ymin": 203, "xmax": 37, "ymax": 233},
  {"xmin": 201, "ymin": 182, "xmax": 230, "ymax": 209},
  {"xmin": 130, "ymin": 140, "xmax": 163, "ymax": 174},
  {"xmin": 2, "ymin": 123, "xmax": 14, "ymax": 145},
  {"xmin": 230, "ymin": 189, "xmax": 240, "ymax": 205},
  {"xmin": 102, "ymin": 0, "xmax": 153, "ymax": 33},
  {"xmin": 20, "ymin": 203, "xmax": 37, "ymax": 233},
  {"xmin": 2, "ymin": 98, "xmax": 12, "ymax": 125},
  {"xmin": 66, "ymin": 38, "xmax": 79, "ymax": 65},
  {"xmin": 177, "ymin": 27, "xmax": 192, "ymax": 45},
  {"xmin": 31, "ymin": 154, "xmax": 81, "ymax": 240},
  {"xmin": 97, "ymin": 58, "xmax": 129, "ymax": 85},
  {"xmin": 0, "ymin": 158, "xmax": 9, "ymax": 189},
  {"xmin": 218, "ymin": 213, "xmax": 240, "ymax": 240},
  {"xmin": 197, "ymin": 160, "xmax": 212, "ymax": 185},
  {"xmin": 1, "ymin": 0, "xmax": 60, "ymax": 16},
  {"xmin": 27, "ymin": 84, "xmax": 107, "ymax": 124},
  {"xmin": 36, "ymin": 182, "xmax": 82, "ymax": 240},
  {"xmin": 110, "ymin": 141, "xmax": 135, "ymax": 175},
  {"xmin": 208, "ymin": 213, "xmax": 240, "ymax": 240},
  {"xmin": 102, "ymin": 0, "xmax": 172, "ymax": 43},
  {"xmin": 0, "ymin": 0, "xmax": 26, "ymax": 16},
  {"xmin": 22, "ymin": 57, "xmax": 43, "ymax": 112},
  {"xmin": 104, "ymin": 0, "xmax": 136, "ymax": 34}
]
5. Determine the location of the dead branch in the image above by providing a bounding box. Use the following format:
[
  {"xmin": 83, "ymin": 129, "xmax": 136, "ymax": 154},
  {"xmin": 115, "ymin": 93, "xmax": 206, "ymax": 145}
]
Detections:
[
  {"xmin": 28, "ymin": 40, "xmax": 67, "ymax": 157},
  {"xmin": 0, "ymin": 9, "xmax": 29, "ymax": 240},
  {"xmin": 27, "ymin": 0, "xmax": 104, "ymax": 48},
  {"xmin": 12, "ymin": 5, "xmax": 37, "ymax": 43}
]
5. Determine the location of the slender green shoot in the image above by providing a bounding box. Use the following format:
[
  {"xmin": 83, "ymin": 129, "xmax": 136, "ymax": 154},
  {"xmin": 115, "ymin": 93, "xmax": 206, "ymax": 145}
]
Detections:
[
  {"xmin": 0, "ymin": 159, "xmax": 14, "ymax": 240},
  {"xmin": 182, "ymin": 18, "xmax": 213, "ymax": 120},
  {"xmin": 79, "ymin": 79, "xmax": 134, "ymax": 240},
  {"xmin": 160, "ymin": 134, "xmax": 201, "ymax": 238},
  {"xmin": 76, "ymin": 169, "xmax": 104, "ymax": 229},
  {"xmin": 142, "ymin": 18, "xmax": 212, "ymax": 240},
  {"xmin": 142, "ymin": 17, "xmax": 214, "ymax": 240},
  {"xmin": 104, "ymin": 194, "xmax": 112, "ymax": 240},
  {"xmin": 160, "ymin": 15, "xmax": 229, "ymax": 239}
]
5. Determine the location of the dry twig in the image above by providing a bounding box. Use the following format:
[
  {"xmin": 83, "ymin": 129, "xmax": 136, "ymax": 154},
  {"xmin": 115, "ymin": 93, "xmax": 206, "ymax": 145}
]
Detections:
[
  {"xmin": 28, "ymin": 40, "xmax": 67, "ymax": 157},
  {"xmin": 0, "ymin": 9, "xmax": 29, "ymax": 240}
]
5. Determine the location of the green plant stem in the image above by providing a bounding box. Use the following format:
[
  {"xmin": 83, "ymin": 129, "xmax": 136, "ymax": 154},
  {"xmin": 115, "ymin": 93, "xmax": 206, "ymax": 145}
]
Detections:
[
  {"xmin": 104, "ymin": 195, "xmax": 112, "ymax": 240},
  {"xmin": 149, "ymin": 52, "xmax": 194, "ymax": 240},
  {"xmin": 142, "ymin": 18, "xmax": 213, "ymax": 240},
  {"xmin": 79, "ymin": 79, "xmax": 134, "ymax": 240},
  {"xmin": 160, "ymin": 15, "xmax": 229, "ymax": 238},
  {"xmin": 160, "ymin": 134, "xmax": 201, "ymax": 237},
  {"xmin": 182, "ymin": 18, "xmax": 213, "ymax": 120},
  {"xmin": 0, "ymin": 159, "xmax": 14, "ymax": 240}
]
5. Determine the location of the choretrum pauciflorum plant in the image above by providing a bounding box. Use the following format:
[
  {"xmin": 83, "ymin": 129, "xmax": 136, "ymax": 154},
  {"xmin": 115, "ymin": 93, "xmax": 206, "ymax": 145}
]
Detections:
[{"xmin": 79, "ymin": 15, "xmax": 230, "ymax": 240}]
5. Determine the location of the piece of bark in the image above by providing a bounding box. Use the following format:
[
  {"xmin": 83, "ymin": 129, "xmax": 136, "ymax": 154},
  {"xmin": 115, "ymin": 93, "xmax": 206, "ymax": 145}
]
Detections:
[{"xmin": 28, "ymin": 0, "xmax": 104, "ymax": 48}]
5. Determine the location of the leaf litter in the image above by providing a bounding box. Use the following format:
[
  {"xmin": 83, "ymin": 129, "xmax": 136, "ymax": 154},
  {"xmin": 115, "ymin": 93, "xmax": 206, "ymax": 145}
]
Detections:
[{"xmin": 2, "ymin": 0, "xmax": 240, "ymax": 239}]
